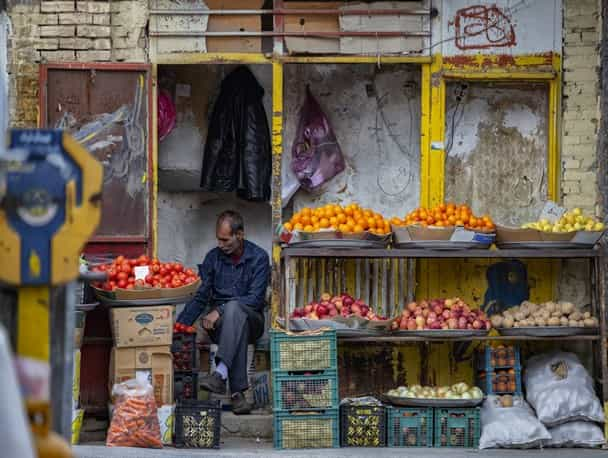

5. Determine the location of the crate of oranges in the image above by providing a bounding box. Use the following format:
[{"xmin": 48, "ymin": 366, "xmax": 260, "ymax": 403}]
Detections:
[
  {"xmin": 280, "ymin": 203, "xmax": 392, "ymax": 247},
  {"xmin": 390, "ymin": 203, "xmax": 496, "ymax": 248}
]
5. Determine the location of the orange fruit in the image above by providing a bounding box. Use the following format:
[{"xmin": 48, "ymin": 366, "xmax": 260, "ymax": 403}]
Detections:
[
  {"xmin": 294, "ymin": 223, "xmax": 304, "ymax": 231},
  {"xmin": 367, "ymin": 218, "xmax": 377, "ymax": 229},
  {"xmin": 345, "ymin": 222, "xmax": 355, "ymax": 232},
  {"xmin": 303, "ymin": 225, "xmax": 314, "ymax": 232},
  {"xmin": 353, "ymin": 224, "xmax": 364, "ymax": 233},
  {"xmin": 301, "ymin": 215, "xmax": 311, "ymax": 225},
  {"xmin": 301, "ymin": 207, "xmax": 312, "ymax": 216},
  {"xmin": 439, "ymin": 203, "xmax": 447, "ymax": 212},
  {"xmin": 311, "ymin": 215, "xmax": 319, "ymax": 225},
  {"xmin": 337, "ymin": 213, "xmax": 347, "ymax": 224},
  {"xmin": 313, "ymin": 223, "xmax": 320, "ymax": 231},
  {"xmin": 447, "ymin": 215, "xmax": 456, "ymax": 225},
  {"xmin": 284, "ymin": 222, "xmax": 293, "ymax": 231},
  {"xmin": 345, "ymin": 207, "xmax": 354, "ymax": 217},
  {"xmin": 338, "ymin": 224, "xmax": 348, "ymax": 233},
  {"xmin": 329, "ymin": 216, "xmax": 338, "ymax": 227},
  {"xmin": 426, "ymin": 216, "xmax": 435, "ymax": 225},
  {"xmin": 455, "ymin": 220, "xmax": 464, "ymax": 226},
  {"xmin": 319, "ymin": 218, "xmax": 330, "ymax": 228}
]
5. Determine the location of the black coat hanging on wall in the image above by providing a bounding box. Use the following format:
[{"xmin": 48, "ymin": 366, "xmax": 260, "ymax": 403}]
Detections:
[{"xmin": 200, "ymin": 66, "xmax": 271, "ymax": 202}]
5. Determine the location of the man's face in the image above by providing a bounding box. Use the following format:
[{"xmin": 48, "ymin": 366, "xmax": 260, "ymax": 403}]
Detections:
[{"xmin": 216, "ymin": 221, "xmax": 243, "ymax": 255}]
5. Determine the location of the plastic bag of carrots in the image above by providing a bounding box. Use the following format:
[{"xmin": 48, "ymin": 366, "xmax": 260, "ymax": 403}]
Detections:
[{"xmin": 106, "ymin": 375, "xmax": 162, "ymax": 448}]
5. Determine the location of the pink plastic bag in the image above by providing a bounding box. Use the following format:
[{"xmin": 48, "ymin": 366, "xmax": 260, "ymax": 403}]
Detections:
[
  {"xmin": 158, "ymin": 89, "xmax": 176, "ymax": 142},
  {"xmin": 291, "ymin": 86, "xmax": 345, "ymax": 191}
]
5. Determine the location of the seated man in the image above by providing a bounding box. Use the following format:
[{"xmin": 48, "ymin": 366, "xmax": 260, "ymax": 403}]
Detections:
[{"xmin": 176, "ymin": 210, "xmax": 269, "ymax": 414}]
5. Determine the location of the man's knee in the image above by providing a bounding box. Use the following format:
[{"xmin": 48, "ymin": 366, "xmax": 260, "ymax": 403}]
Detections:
[{"xmin": 223, "ymin": 300, "xmax": 245, "ymax": 318}]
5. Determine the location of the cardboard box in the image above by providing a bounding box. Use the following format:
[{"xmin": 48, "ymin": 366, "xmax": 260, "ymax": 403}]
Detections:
[
  {"xmin": 94, "ymin": 278, "xmax": 201, "ymax": 302},
  {"xmin": 206, "ymin": 0, "xmax": 262, "ymax": 53},
  {"xmin": 109, "ymin": 346, "xmax": 174, "ymax": 406},
  {"xmin": 284, "ymin": 2, "xmax": 340, "ymax": 54},
  {"xmin": 392, "ymin": 224, "xmax": 495, "ymax": 244},
  {"xmin": 111, "ymin": 305, "xmax": 174, "ymax": 348}
]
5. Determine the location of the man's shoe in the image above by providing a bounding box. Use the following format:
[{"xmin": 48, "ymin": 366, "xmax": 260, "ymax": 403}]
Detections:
[
  {"xmin": 231, "ymin": 391, "xmax": 253, "ymax": 415},
  {"xmin": 200, "ymin": 372, "xmax": 226, "ymax": 395}
]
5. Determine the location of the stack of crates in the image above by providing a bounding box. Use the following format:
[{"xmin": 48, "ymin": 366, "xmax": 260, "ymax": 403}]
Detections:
[
  {"xmin": 270, "ymin": 329, "xmax": 339, "ymax": 449},
  {"xmin": 172, "ymin": 332, "xmax": 198, "ymax": 400},
  {"xmin": 475, "ymin": 344, "xmax": 523, "ymax": 396},
  {"xmin": 386, "ymin": 406, "xmax": 481, "ymax": 448}
]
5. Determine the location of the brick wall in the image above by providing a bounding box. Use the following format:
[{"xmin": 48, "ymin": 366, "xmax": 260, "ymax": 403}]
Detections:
[
  {"xmin": 7, "ymin": 0, "xmax": 148, "ymax": 128},
  {"xmin": 561, "ymin": 0, "xmax": 601, "ymax": 215}
]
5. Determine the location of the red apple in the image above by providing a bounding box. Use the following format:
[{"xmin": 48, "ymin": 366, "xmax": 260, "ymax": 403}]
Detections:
[
  {"xmin": 407, "ymin": 319, "xmax": 417, "ymax": 330},
  {"xmin": 472, "ymin": 320, "xmax": 481, "ymax": 330},
  {"xmin": 422, "ymin": 308, "xmax": 430, "ymax": 319},
  {"xmin": 442, "ymin": 309, "xmax": 450, "ymax": 319},
  {"xmin": 343, "ymin": 296, "xmax": 354, "ymax": 307},
  {"xmin": 407, "ymin": 302, "xmax": 417, "ymax": 312},
  {"xmin": 321, "ymin": 292, "xmax": 331, "ymax": 302},
  {"xmin": 402, "ymin": 310, "xmax": 411, "ymax": 319},
  {"xmin": 329, "ymin": 308, "xmax": 338, "ymax": 317},
  {"xmin": 317, "ymin": 305, "xmax": 328, "ymax": 316},
  {"xmin": 304, "ymin": 304, "xmax": 313, "ymax": 314}
]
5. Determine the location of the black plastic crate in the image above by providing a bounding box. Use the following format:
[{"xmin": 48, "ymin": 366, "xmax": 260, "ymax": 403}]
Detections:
[
  {"xmin": 434, "ymin": 407, "xmax": 480, "ymax": 448},
  {"xmin": 387, "ymin": 406, "xmax": 433, "ymax": 447},
  {"xmin": 340, "ymin": 404, "xmax": 387, "ymax": 447},
  {"xmin": 172, "ymin": 332, "xmax": 197, "ymax": 372},
  {"xmin": 174, "ymin": 371, "xmax": 198, "ymax": 401},
  {"xmin": 175, "ymin": 400, "xmax": 221, "ymax": 449}
]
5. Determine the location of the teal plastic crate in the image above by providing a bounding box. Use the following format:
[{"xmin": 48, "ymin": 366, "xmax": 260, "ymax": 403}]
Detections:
[
  {"xmin": 475, "ymin": 345, "xmax": 521, "ymax": 371},
  {"xmin": 387, "ymin": 407, "xmax": 433, "ymax": 447},
  {"xmin": 434, "ymin": 407, "xmax": 480, "ymax": 448},
  {"xmin": 273, "ymin": 410, "xmax": 340, "ymax": 449},
  {"xmin": 272, "ymin": 370, "xmax": 339, "ymax": 411},
  {"xmin": 270, "ymin": 329, "xmax": 337, "ymax": 373},
  {"xmin": 476, "ymin": 368, "xmax": 523, "ymax": 396}
]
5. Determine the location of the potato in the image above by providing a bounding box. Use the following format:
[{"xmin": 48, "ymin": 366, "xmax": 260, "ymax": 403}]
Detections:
[
  {"xmin": 568, "ymin": 319, "xmax": 582, "ymax": 327},
  {"xmin": 551, "ymin": 311, "xmax": 563, "ymax": 318},
  {"xmin": 544, "ymin": 302, "xmax": 557, "ymax": 313},
  {"xmin": 541, "ymin": 310, "xmax": 551, "ymax": 320},
  {"xmin": 560, "ymin": 302, "xmax": 575, "ymax": 315},
  {"xmin": 491, "ymin": 315, "xmax": 504, "ymax": 328},
  {"xmin": 560, "ymin": 316, "xmax": 569, "ymax": 327},
  {"xmin": 513, "ymin": 312, "xmax": 525, "ymax": 322},
  {"xmin": 583, "ymin": 318, "xmax": 597, "ymax": 328},
  {"xmin": 503, "ymin": 316, "xmax": 515, "ymax": 328},
  {"xmin": 535, "ymin": 317, "xmax": 546, "ymax": 327},
  {"xmin": 548, "ymin": 317, "xmax": 560, "ymax": 326},
  {"xmin": 583, "ymin": 311, "xmax": 591, "ymax": 319},
  {"xmin": 570, "ymin": 311, "xmax": 582, "ymax": 321}
]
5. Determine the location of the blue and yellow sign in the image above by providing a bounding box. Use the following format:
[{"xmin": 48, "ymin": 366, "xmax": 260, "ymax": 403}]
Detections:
[{"xmin": 0, "ymin": 129, "xmax": 102, "ymax": 286}]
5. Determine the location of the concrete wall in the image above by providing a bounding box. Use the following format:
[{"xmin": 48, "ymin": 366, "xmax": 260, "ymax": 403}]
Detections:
[
  {"xmin": 157, "ymin": 64, "xmax": 273, "ymax": 267},
  {"xmin": 283, "ymin": 64, "xmax": 421, "ymax": 219},
  {"xmin": 444, "ymin": 83, "xmax": 548, "ymax": 226}
]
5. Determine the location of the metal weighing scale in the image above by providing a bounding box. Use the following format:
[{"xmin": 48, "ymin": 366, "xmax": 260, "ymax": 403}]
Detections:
[{"xmin": 0, "ymin": 129, "xmax": 103, "ymax": 454}]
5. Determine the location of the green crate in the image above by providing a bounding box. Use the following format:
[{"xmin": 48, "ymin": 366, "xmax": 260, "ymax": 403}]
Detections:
[
  {"xmin": 434, "ymin": 407, "xmax": 480, "ymax": 448},
  {"xmin": 270, "ymin": 329, "xmax": 337, "ymax": 372},
  {"xmin": 273, "ymin": 370, "xmax": 339, "ymax": 411},
  {"xmin": 273, "ymin": 410, "xmax": 339, "ymax": 449},
  {"xmin": 387, "ymin": 407, "xmax": 433, "ymax": 447}
]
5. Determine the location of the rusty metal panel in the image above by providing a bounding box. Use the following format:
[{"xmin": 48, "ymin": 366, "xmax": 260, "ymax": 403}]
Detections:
[
  {"xmin": 44, "ymin": 68, "xmax": 150, "ymax": 238},
  {"xmin": 444, "ymin": 82, "xmax": 549, "ymax": 226}
]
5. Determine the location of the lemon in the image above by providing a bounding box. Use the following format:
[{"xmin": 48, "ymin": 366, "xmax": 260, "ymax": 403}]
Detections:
[
  {"xmin": 585, "ymin": 223, "xmax": 595, "ymax": 231},
  {"xmin": 574, "ymin": 222, "xmax": 583, "ymax": 231},
  {"xmin": 573, "ymin": 208, "xmax": 582, "ymax": 216},
  {"xmin": 594, "ymin": 222, "xmax": 605, "ymax": 231},
  {"xmin": 539, "ymin": 219, "xmax": 550, "ymax": 226}
]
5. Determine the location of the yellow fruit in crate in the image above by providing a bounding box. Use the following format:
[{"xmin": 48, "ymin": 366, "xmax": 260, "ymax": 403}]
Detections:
[
  {"xmin": 573, "ymin": 208, "xmax": 582, "ymax": 216},
  {"xmin": 595, "ymin": 222, "xmax": 605, "ymax": 231}
]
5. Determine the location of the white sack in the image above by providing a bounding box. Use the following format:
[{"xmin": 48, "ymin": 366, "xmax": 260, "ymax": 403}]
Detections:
[
  {"xmin": 546, "ymin": 421, "xmax": 606, "ymax": 448},
  {"xmin": 479, "ymin": 395, "xmax": 550, "ymax": 449},
  {"xmin": 524, "ymin": 351, "xmax": 604, "ymax": 426}
]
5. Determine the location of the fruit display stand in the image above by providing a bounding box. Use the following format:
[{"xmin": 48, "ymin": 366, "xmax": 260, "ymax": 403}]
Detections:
[{"xmin": 280, "ymin": 245, "xmax": 608, "ymax": 444}]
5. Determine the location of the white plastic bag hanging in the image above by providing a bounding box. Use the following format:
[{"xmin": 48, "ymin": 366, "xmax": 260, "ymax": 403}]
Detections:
[
  {"xmin": 524, "ymin": 351, "xmax": 604, "ymax": 426},
  {"xmin": 479, "ymin": 395, "xmax": 550, "ymax": 449}
]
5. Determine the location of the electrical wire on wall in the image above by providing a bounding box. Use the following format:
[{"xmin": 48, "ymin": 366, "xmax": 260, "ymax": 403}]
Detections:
[{"xmin": 445, "ymin": 83, "xmax": 468, "ymax": 155}]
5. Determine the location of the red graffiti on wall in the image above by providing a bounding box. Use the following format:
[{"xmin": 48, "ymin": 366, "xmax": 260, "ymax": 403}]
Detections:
[{"xmin": 453, "ymin": 5, "xmax": 516, "ymax": 50}]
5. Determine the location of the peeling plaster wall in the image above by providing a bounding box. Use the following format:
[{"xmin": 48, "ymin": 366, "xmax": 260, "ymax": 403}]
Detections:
[
  {"xmin": 444, "ymin": 83, "xmax": 548, "ymax": 226},
  {"xmin": 157, "ymin": 64, "xmax": 272, "ymax": 268},
  {"xmin": 283, "ymin": 64, "xmax": 421, "ymax": 217}
]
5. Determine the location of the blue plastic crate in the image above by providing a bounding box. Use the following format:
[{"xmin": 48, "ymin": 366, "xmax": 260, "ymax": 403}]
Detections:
[
  {"xmin": 387, "ymin": 407, "xmax": 433, "ymax": 447},
  {"xmin": 270, "ymin": 329, "xmax": 337, "ymax": 373},
  {"xmin": 273, "ymin": 410, "xmax": 340, "ymax": 449},
  {"xmin": 272, "ymin": 370, "xmax": 339, "ymax": 411},
  {"xmin": 434, "ymin": 407, "xmax": 480, "ymax": 448},
  {"xmin": 476, "ymin": 368, "xmax": 523, "ymax": 396},
  {"xmin": 476, "ymin": 345, "xmax": 521, "ymax": 371}
]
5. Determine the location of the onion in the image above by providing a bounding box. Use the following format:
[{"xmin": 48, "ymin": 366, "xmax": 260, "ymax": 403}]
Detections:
[{"xmin": 460, "ymin": 392, "xmax": 473, "ymax": 399}]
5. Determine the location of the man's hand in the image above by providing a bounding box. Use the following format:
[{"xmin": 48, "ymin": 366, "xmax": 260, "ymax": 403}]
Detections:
[{"xmin": 202, "ymin": 309, "xmax": 220, "ymax": 331}]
